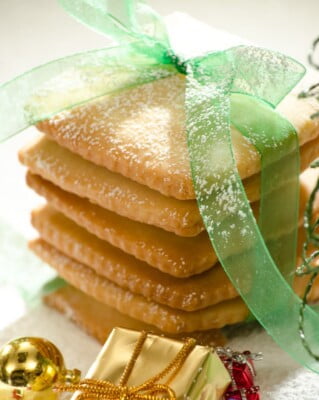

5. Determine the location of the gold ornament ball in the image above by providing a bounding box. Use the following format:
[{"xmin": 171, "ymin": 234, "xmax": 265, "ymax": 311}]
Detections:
[{"xmin": 0, "ymin": 337, "xmax": 80, "ymax": 391}]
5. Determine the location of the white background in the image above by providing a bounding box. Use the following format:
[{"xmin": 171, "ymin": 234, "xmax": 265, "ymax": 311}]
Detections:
[
  {"xmin": 1, "ymin": 0, "xmax": 319, "ymax": 82},
  {"xmin": 1, "ymin": 1, "xmax": 319, "ymax": 398}
]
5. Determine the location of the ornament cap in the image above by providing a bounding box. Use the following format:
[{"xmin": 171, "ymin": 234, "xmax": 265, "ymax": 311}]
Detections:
[{"xmin": 64, "ymin": 368, "xmax": 81, "ymax": 385}]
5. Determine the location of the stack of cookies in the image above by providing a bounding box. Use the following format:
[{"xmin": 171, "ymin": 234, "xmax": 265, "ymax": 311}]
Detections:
[{"xmin": 19, "ymin": 74, "xmax": 319, "ymax": 343}]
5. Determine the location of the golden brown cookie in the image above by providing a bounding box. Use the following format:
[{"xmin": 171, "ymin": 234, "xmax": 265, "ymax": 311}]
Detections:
[
  {"xmin": 36, "ymin": 74, "xmax": 319, "ymax": 199},
  {"xmin": 30, "ymin": 238, "xmax": 249, "ymax": 333},
  {"xmin": 26, "ymin": 170, "xmax": 317, "ymax": 277},
  {"xmin": 26, "ymin": 172, "xmax": 216, "ymax": 277},
  {"xmin": 44, "ymin": 285, "xmax": 227, "ymax": 346},
  {"xmin": 32, "ymin": 198, "xmax": 319, "ymax": 310},
  {"xmin": 31, "ymin": 205, "xmax": 238, "ymax": 310},
  {"xmin": 31, "ymin": 228, "xmax": 319, "ymax": 334},
  {"xmin": 20, "ymin": 137, "xmax": 201, "ymax": 236},
  {"xmin": 19, "ymin": 136, "xmax": 319, "ymax": 236},
  {"xmin": 32, "ymin": 214, "xmax": 319, "ymax": 335}
]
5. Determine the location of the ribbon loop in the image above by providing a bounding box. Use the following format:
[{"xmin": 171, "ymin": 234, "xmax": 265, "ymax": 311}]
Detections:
[{"xmin": 229, "ymin": 46, "xmax": 305, "ymax": 106}]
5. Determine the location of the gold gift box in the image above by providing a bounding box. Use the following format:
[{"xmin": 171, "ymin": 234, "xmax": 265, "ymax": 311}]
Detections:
[{"xmin": 72, "ymin": 328, "xmax": 231, "ymax": 400}]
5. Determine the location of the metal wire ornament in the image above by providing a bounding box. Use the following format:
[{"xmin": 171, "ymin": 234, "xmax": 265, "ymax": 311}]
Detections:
[
  {"xmin": 296, "ymin": 160, "xmax": 319, "ymax": 360},
  {"xmin": 298, "ymin": 82, "xmax": 319, "ymax": 119},
  {"xmin": 308, "ymin": 36, "xmax": 319, "ymax": 71},
  {"xmin": 295, "ymin": 33, "xmax": 319, "ymax": 359},
  {"xmin": 298, "ymin": 36, "xmax": 319, "ymax": 120}
]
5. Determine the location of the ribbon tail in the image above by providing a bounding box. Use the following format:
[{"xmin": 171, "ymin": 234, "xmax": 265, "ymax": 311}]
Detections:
[
  {"xmin": 185, "ymin": 52, "xmax": 319, "ymax": 372},
  {"xmin": 0, "ymin": 216, "xmax": 64, "ymax": 307},
  {"xmin": 0, "ymin": 42, "xmax": 175, "ymax": 143},
  {"xmin": 230, "ymin": 92, "xmax": 300, "ymax": 284},
  {"xmin": 229, "ymin": 45, "xmax": 306, "ymax": 106},
  {"xmin": 228, "ymin": 46, "xmax": 305, "ymax": 284}
]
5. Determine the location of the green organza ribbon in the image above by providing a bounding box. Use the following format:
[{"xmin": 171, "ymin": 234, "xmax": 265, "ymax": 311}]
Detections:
[
  {"xmin": 0, "ymin": 215, "xmax": 65, "ymax": 307},
  {"xmin": 1, "ymin": 0, "xmax": 319, "ymax": 371}
]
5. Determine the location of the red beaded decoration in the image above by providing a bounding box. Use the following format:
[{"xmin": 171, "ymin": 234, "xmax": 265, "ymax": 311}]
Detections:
[
  {"xmin": 12, "ymin": 389, "xmax": 23, "ymax": 400},
  {"xmin": 217, "ymin": 348, "xmax": 262, "ymax": 400}
]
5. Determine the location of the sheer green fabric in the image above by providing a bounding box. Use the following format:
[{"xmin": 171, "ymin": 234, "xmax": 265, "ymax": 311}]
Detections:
[
  {"xmin": 0, "ymin": 216, "xmax": 65, "ymax": 306},
  {"xmin": 1, "ymin": 0, "xmax": 319, "ymax": 371}
]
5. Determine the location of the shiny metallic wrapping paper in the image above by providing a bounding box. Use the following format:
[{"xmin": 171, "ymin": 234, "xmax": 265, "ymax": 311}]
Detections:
[{"xmin": 72, "ymin": 328, "xmax": 231, "ymax": 400}]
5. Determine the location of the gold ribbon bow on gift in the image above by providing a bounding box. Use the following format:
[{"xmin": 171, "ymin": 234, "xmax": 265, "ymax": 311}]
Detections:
[{"xmin": 55, "ymin": 332, "xmax": 196, "ymax": 400}]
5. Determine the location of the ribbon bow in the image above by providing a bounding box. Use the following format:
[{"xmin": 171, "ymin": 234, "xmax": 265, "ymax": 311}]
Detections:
[
  {"xmin": 56, "ymin": 378, "xmax": 176, "ymax": 400},
  {"xmin": 2, "ymin": 0, "xmax": 319, "ymax": 372},
  {"xmin": 55, "ymin": 332, "xmax": 195, "ymax": 400}
]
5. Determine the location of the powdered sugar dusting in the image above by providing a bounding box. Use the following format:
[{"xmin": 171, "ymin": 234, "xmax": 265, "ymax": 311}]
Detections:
[
  {"xmin": 40, "ymin": 75, "xmax": 193, "ymax": 199},
  {"xmin": 37, "ymin": 73, "xmax": 281, "ymax": 200}
]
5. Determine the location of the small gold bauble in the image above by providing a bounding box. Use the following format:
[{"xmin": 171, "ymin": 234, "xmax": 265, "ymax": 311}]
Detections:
[{"xmin": 0, "ymin": 337, "xmax": 81, "ymax": 392}]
